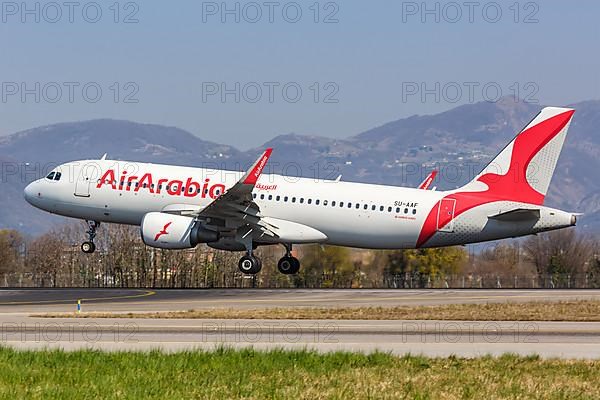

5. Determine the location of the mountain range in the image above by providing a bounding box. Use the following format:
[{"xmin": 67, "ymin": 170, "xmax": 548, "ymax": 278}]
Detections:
[{"xmin": 1, "ymin": 98, "xmax": 599, "ymax": 236}]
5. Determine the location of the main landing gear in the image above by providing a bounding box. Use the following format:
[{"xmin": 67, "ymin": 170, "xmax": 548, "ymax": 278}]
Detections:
[
  {"xmin": 238, "ymin": 253, "xmax": 262, "ymax": 275},
  {"xmin": 236, "ymin": 243, "xmax": 301, "ymax": 275},
  {"xmin": 277, "ymin": 244, "xmax": 300, "ymax": 275},
  {"xmin": 81, "ymin": 220, "xmax": 100, "ymax": 254}
]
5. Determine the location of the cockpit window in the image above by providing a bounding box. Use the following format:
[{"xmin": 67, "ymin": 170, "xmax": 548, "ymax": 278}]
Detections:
[
  {"xmin": 46, "ymin": 172, "xmax": 56, "ymax": 180},
  {"xmin": 54, "ymin": 172, "xmax": 62, "ymax": 181}
]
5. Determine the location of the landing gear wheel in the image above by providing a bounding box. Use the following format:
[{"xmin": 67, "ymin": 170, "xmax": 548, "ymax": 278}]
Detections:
[
  {"xmin": 81, "ymin": 220, "xmax": 100, "ymax": 254},
  {"xmin": 81, "ymin": 241, "xmax": 96, "ymax": 254},
  {"xmin": 238, "ymin": 255, "xmax": 262, "ymax": 275},
  {"xmin": 278, "ymin": 256, "xmax": 300, "ymax": 275}
]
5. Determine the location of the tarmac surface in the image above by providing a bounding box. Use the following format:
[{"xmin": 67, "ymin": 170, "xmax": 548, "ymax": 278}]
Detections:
[
  {"xmin": 0, "ymin": 288, "xmax": 599, "ymax": 358},
  {"xmin": 1, "ymin": 288, "xmax": 600, "ymax": 313}
]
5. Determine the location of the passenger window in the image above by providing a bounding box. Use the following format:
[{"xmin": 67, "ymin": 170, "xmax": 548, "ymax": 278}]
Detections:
[
  {"xmin": 332, "ymin": 201, "xmax": 336, "ymax": 207},
  {"xmin": 348, "ymin": 203, "xmax": 352, "ymax": 208},
  {"xmin": 364, "ymin": 204, "xmax": 368, "ymax": 210},
  {"xmin": 308, "ymin": 199, "xmax": 312, "ymax": 205},
  {"xmin": 412, "ymin": 209, "xmax": 417, "ymax": 215},
  {"xmin": 260, "ymin": 194, "xmax": 265, "ymax": 200},
  {"xmin": 292, "ymin": 197, "xmax": 296, "ymax": 203},
  {"xmin": 388, "ymin": 207, "xmax": 392, "ymax": 212},
  {"xmin": 404, "ymin": 208, "xmax": 409, "ymax": 214},
  {"xmin": 300, "ymin": 198, "xmax": 304, "ymax": 204},
  {"xmin": 276, "ymin": 195, "xmax": 281, "ymax": 201},
  {"xmin": 323, "ymin": 200, "xmax": 328, "ymax": 206},
  {"xmin": 396, "ymin": 207, "xmax": 400, "ymax": 213},
  {"xmin": 253, "ymin": 193, "xmax": 257, "ymax": 199},
  {"xmin": 356, "ymin": 204, "xmax": 360, "ymax": 209},
  {"xmin": 380, "ymin": 206, "xmax": 384, "ymax": 212},
  {"xmin": 315, "ymin": 200, "xmax": 320, "ymax": 205},
  {"xmin": 268, "ymin": 195, "xmax": 273, "ymax": 201},
  {"xmin": 372, "ymin": 205, "xmax": 376, "ymax": 211},
  {"xmin": 340, "ymin": 202, "xmax": 344, "ymax": 207},
  {"xmin": 284, "ymin": 196, "xmax": 289, "ymax": 202}
]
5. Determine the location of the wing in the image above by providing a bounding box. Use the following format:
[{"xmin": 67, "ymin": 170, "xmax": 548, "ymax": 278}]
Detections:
[
  {"xmin": 195, "ymin": 148, "xmax": 278, "ymax": 238},
  {"xmin": 160, "ymin": 148, "xmax": 327, "ymax": 243},
  {"xmin": 418, "ymin": 170, "xmax": 438, "ymax": 190}
]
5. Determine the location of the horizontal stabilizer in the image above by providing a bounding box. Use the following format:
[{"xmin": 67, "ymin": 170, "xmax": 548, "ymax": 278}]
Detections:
[{"xmin": 488, "ymin": 208, "xmax": 540, "ymax": 222}]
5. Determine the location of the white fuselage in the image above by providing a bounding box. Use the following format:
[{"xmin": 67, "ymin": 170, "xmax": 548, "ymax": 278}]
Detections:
[{"xmin": 24, "ymin": 159, "xmax": 575, "ymax": 249}]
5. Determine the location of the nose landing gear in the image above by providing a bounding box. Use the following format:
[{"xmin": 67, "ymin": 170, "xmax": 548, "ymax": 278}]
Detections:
[{"xmin": 81, "ymin": 220, "xmax": 100, "ymax": 254}]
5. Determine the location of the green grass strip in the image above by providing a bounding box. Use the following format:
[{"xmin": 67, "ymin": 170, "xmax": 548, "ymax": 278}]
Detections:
[{"xmin": 0, "ymin": 347, "xmax": 598, "ymax": 399}]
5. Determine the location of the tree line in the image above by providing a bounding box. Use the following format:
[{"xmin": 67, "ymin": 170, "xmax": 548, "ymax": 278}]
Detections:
[{"xmin": 0, "ymin": 222, "xmax": 598, "ymax": 288}]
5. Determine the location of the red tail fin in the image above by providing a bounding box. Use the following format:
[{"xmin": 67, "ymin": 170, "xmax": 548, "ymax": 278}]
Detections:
[{"xmin": 461, "ymin": 107, "xmax": 574, "ymax": 205}]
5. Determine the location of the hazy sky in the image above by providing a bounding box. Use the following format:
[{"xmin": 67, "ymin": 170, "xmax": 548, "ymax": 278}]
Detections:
[{"xmin": 0, "ymin": 0, "xmax": 598, "ymax": 148}]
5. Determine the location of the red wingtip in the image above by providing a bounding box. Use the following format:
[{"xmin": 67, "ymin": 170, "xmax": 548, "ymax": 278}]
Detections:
[
  {"xmin": 418, "ymin": 170, "xmax": 438, "ymax": 190},
  {"xmin": 243, "ymin": 148, "xmax": 273, "ymax": 185}
]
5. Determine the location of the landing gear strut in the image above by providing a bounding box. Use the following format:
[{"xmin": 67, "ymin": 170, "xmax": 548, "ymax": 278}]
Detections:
[
  {"xmin": 237, "ymin": 231, "xmax": 262, "ymax": 275},
  {"xmin": 278, "ymin": 243, "xmax": 300, "ymax": 275},
  {"xmin": 81, "ymin": 220, "xmax": 100, "ymax": 254}
]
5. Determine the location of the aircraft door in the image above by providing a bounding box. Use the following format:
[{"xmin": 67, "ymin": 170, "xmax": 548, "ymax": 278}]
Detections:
[
  {"xmin": 437, "ymin": 198, "xmax": 456, "ymax": 232},
  {"xmin": 74, "ymin": 163, "xmax": 100, "ymax": 198}
]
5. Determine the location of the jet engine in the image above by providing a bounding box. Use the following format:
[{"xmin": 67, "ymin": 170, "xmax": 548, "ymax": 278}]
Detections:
[{"xmin": 141, "ymin": 212, "xmax": 218, "ymax": 249}]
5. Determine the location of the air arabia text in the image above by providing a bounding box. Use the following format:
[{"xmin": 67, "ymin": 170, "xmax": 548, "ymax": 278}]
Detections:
[{"xmin": 96, "ymin": 170, "xmax": 226, "ymax": 199}]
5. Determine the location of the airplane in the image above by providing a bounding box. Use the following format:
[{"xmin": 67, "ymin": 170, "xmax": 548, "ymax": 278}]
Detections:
[{"xmin": 24, "ymin": 107, "xmax": 578, "ymax": 275}]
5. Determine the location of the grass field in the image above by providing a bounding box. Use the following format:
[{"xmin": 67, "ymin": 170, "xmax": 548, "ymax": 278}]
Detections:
[
  {"xmin": 0, "ymin": 348, "xmax": 598, "ymax": 399},
  {"xmin": 40, "ymin": 300, "xmax": 600, "ymax": 321}
]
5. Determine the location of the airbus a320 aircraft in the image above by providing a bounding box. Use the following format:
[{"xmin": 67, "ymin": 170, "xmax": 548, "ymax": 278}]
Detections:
[{"xmin": 24, "ymin": 107, "xmax": 578, "ymax": 275}]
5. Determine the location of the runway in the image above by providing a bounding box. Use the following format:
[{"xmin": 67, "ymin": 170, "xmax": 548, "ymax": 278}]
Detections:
[
  {"xmin": 0, "ymin": 289, "xmax": 599, "ymax": 359},
  {"xmin": 1, "ymin": 288, "xmax": 600, "ymax": 313}
]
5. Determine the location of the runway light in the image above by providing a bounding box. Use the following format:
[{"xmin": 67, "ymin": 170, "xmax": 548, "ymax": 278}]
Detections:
[{"xmin": 77, "ymin": 299, "xmax": 81, "ymax": 314}]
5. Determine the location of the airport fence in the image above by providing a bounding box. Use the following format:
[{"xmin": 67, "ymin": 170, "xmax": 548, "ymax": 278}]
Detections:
[{"xmin": 0, "ymin": 272, "xmax": 599, "ymax": 289}]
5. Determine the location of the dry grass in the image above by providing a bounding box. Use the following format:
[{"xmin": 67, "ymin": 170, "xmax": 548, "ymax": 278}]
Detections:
[{"xmin": 37, "ymin": 300, "xmax": 600, "ymax": 321}]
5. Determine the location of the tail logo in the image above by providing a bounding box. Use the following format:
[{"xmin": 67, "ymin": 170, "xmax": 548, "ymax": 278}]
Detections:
[{"xmin": 417, "ymin": 109, "xmax": 574, "ymax": 248}]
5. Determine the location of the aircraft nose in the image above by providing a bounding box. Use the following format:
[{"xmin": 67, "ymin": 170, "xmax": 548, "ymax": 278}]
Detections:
[{"xmin": 24, "ymin": 181, "xmax": 40, "ymax": 205}]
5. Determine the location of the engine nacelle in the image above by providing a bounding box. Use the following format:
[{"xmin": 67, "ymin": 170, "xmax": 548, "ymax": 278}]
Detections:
[{"xmin": 141, "ymin": 212, "xmax": 218, "ymax": 249}]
